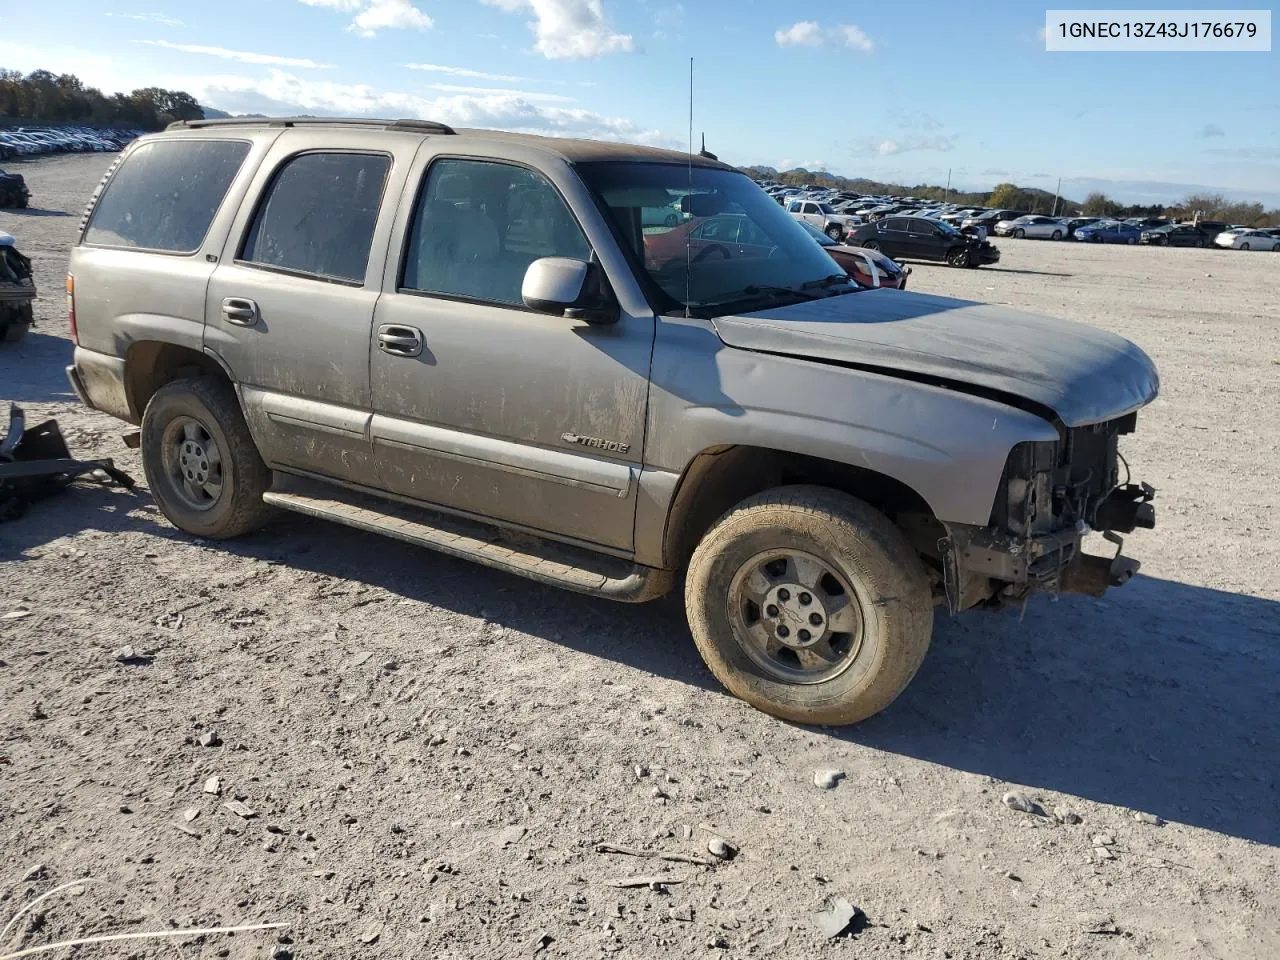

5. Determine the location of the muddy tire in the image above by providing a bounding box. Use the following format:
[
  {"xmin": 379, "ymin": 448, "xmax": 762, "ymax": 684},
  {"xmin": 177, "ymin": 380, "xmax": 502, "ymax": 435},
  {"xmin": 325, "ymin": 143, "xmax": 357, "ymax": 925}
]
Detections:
[
  {"xmin": 685, "ymin": 486, "xmax": 933, "ymax": 725},
  {"xmin": 141, "ymin": 377, "xmax": 273, "ymax": 539}
]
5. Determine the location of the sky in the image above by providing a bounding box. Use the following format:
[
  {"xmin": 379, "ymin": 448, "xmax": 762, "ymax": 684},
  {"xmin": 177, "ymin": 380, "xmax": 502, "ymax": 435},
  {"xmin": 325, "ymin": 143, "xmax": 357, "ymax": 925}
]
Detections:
[{"xmin": 3, "ymin": 0, "xmax": 1278, "ymax": 205}]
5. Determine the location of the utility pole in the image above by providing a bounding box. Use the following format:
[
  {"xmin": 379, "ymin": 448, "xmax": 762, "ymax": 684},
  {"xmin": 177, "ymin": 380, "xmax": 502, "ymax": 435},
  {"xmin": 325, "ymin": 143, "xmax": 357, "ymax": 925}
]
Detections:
[
  {"xmin": 945, "ymin": 168, "xmax": 951, "ymax": 204},
  {"xmin": 1052, "ymin": 176, "xmax": 1062, "ymax": 216}
]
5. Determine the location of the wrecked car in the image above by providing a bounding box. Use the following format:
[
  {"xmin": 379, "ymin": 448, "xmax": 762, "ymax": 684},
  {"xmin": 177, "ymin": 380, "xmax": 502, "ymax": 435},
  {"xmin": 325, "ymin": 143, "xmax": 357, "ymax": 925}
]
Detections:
[
  {"xmin": 65, "ymin": 118, "xmax": 1157, "ymax": 725},
  {"xmin": 0, "ymin": 232, "xmax": 36, "ymax": 343}
]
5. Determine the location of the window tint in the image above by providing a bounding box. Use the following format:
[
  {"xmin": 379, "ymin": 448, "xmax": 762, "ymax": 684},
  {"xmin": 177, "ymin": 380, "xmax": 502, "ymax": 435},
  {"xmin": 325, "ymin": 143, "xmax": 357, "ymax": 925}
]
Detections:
[
  {"xmin": 802, "ymin": 203, "xmax": 819, "ymax": 214},
  {"xmin": 882, "ymin": 218, "xmax": 908, "ymax": 231},
  {"xmin": 241, "ymin": 152, "xmax": 388, "ymax": 283},
  {"xmin": 402, "ymin": 158, "xmax": 590, "ymax": 306},
  {"xmin": 84, "ymin": 139, "xmax": 250, "ymax": 252},
  {"xmin": 907, "ymin": 219, "xmax": 932, "ymax": 234}
]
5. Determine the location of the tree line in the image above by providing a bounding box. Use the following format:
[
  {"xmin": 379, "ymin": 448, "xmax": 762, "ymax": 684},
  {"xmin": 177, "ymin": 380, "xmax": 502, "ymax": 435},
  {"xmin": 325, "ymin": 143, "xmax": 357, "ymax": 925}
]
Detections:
[
  {"xmin": 0, "ymin": 69, "xmax": 204, "ymax": 130},
  {"xmin": 746, "ymin": 165, "xmax": 1280, "ymax": 227}
]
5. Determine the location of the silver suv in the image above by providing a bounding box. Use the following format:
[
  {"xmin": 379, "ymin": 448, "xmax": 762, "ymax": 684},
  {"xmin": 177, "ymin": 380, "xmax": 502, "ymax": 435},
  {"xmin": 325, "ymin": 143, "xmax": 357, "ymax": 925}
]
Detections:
[{"xmin": 66, "ymin": 118, "xmax": 1158, "ymax": 725}]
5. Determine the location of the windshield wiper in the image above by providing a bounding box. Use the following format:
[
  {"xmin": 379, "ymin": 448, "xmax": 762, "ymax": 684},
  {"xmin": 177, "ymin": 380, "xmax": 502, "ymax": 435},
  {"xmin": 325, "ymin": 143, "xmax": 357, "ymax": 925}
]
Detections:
[
  {"xmin": 801, "ymin": 274, "xmax": 856, "ymax": 292},
  {"xmin": 741, "ymin": 284, "xmax": 820, "ymax": 300}
]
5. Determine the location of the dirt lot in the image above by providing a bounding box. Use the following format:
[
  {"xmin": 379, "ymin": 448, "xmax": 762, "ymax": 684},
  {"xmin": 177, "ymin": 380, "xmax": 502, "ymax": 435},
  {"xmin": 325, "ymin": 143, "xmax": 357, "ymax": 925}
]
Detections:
[{"xmin": 2, "ymin": 153, "xmax": 1278, "ymax": 960}]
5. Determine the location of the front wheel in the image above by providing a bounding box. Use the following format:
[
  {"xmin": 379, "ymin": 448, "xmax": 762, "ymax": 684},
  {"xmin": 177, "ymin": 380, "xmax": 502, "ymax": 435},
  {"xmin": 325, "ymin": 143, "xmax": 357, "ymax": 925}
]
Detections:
[
  {"xmin": 946, "ymin": 248, "xmax": 970, "ymax": 267},
  {"xmin": 1050, "ymin": 230, "xmax": 1062, "ymax": 241},
  {"xmin": 1127, "ymin": 236, "xmax": 1137, "ymax": 245},
  {"xmin": 1240, "ymin": 243, "xmax": 1250, "ymax": 251},
  {"xmin": 141, "ymin": 377, "xmax": 274, "ymax": 539},
  {"xmin": 1012, "ymin": 228, "xmax": 1025, "ymax": 239},
  {"xmin": 685, "ymin": 487, "xmax": 933, "ymax": 725}
]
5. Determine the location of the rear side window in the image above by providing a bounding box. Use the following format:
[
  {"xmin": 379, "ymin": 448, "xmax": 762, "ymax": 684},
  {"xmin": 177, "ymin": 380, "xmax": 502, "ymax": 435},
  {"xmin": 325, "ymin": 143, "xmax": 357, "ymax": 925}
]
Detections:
[
  {"xmin": 242, "ymin": 152, "xmax": 390, "ymax": 284},
  {"xmin": 83, "ymin": 139, "xmax": 250, "ymax": 253}
]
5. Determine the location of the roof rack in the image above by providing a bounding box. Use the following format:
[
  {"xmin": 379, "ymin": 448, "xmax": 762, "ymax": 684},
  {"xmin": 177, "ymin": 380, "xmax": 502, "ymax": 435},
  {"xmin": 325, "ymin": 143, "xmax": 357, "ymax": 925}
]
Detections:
[{"xmin": 166, "ymin": 117, "xmax": 456, "ymax": 135}]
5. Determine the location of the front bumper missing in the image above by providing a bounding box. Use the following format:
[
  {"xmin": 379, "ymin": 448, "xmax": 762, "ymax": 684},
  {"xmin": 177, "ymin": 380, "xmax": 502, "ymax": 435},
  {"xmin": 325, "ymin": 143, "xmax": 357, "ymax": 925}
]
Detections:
[{"xmin": 941, "ymin": 483, "xmax": 1155, "ymax": 613}]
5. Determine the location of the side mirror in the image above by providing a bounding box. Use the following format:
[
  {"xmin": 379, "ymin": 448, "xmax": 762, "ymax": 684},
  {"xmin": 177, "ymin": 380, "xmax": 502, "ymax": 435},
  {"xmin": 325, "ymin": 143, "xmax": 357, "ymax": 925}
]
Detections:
[{"xmin": 522, "ymin": 257, "xmax": 618, "ymax": 325}]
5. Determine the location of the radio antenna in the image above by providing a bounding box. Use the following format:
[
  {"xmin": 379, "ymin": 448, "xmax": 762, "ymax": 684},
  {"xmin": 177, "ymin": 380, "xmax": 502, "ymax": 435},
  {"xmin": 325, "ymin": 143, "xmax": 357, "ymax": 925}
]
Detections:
[{"xmin": 685, "ymin": 56, "xmax": 693, "ymax": 318}]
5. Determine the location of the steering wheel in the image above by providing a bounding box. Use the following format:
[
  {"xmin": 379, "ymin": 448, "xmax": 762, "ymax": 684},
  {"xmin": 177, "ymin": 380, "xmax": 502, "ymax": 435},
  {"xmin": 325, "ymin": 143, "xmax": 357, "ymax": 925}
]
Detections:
[{"xmin": 692, "ymin": 244, "xmax": 730, "ymax": 263}]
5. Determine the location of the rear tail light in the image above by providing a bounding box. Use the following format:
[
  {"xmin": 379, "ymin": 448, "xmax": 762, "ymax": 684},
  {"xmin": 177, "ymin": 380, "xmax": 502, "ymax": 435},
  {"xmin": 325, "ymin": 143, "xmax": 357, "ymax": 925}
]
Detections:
[{"xmin": 67, "ymin": 274, "xmax": 77, "ymax": 344}]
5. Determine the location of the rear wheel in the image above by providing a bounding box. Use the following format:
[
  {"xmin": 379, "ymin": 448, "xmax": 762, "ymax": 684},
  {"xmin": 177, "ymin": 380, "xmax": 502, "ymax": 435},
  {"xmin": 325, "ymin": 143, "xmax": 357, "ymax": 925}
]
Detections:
[
  {"xmin": 141, "ymin": 377, "xmax": 273, "ymax": 539},
  {"xmin": 685, "ymin": 487, "xmax": 933, "ymax": 725},
  {"xmin": 861, "ymin": 239, "xmax": 881, "ymax": 252},
  {"xmin": 825, "ymin": 224, "xmax": 844, "ymax": 241},
  {"xmin": 664, "ymin": 213, "xmax": 679, "ymax": 227}
]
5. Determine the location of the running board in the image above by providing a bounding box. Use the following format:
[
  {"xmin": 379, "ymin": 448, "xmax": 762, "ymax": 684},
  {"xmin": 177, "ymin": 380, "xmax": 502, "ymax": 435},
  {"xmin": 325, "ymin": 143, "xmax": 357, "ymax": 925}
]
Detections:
[{"xmin": 262, "ymin": 477, "xmax": 673, "ymax": 603}]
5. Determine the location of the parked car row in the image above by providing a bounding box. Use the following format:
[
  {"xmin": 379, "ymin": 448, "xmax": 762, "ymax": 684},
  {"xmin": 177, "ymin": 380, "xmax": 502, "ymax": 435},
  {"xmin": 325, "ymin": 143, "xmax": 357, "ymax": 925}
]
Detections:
[{"xmin": 0, "ymin": 126, "xmax": 139, "ymax": 161}]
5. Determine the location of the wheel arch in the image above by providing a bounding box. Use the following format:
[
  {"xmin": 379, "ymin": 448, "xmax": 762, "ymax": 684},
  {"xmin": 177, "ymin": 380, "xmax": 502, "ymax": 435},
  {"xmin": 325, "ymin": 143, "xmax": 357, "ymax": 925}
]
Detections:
[
  {"xmin": 123, "ymin": 340, "xmax": 233, "ymax": 422},
  {"xmin": 660, "ymin": 444, "xmax": 943, "ymax": 570}
]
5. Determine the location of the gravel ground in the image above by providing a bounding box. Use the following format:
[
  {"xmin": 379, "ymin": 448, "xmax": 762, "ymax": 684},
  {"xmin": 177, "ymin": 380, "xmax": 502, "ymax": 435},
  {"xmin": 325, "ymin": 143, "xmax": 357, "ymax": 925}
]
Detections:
[{"xmin": 2, "ymin": 153, "xmax": 1278, "ymax": 960}]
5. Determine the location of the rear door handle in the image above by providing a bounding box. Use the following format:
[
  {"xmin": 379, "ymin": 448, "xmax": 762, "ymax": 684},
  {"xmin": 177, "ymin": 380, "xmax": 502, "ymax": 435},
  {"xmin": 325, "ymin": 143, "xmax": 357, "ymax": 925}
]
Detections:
[
  {"xmin": 377, "ymin": 324, "xmax": 424, "ymax": 358},
  {"xmin": 222, "ymin": 297, "xmax": 258, "ymax": 326}
]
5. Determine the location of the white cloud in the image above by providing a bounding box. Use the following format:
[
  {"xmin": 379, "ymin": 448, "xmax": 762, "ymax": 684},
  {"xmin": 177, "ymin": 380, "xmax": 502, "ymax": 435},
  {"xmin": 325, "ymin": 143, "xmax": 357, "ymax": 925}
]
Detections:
[
  {"xmin": 405, "ymin": 63, "xmax": 528, "ymax": 83},
  {"xmin": 855, "ymin": 135, "xmax": 956, "ymax": 156},
  {"xmin": 298, "ymin": 0, "xmax": 432, "ymax": 36},
  {"xmin": 139, "ymin": 40, "xmax": 334, "ymax": 69},
  {"xmin": 775, "ymin": 21, "xmax": 823, "ymax": 46},
  {"xmin": 349, "ymin": 0, "xmax": 433, "ymax": 36},
  {"xmin": 484, "ymin": 0, "xmax": 634, "ymax": 59},
  {"xmin": 838, "ymin": 24, "xmax": 874, "ymax": 52},
  {"xmin": 427, "ymin": 83, "xmax": 575, "ymax": 103},
  {"xmin": 184, "ymin": 69, "xmax": 669, "ymax": 144},
  {"xmin": 106, "ymin": 12, "xmax": 184, "ymax": 26},
  {"xmin": 776, "ymin": 20, "xmax": 874, "ymax": 52}
]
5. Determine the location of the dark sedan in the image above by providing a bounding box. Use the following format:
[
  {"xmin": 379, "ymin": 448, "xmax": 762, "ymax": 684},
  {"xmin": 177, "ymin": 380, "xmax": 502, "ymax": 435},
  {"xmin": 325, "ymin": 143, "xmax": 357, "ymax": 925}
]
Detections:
[
  {"xmin": 846, "ymin": 215, "xmax": 1000, "ymax": 267},
  {"xmin": 1139, "ymin": 223, "xmax": 1212, "ymax": 247}
]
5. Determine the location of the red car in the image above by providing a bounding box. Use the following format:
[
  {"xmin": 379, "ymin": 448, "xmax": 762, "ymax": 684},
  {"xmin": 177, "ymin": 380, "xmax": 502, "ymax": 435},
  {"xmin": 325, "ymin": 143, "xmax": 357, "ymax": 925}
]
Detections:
[{"xmin": 798, "ymin": 220, "xmax": 909, "ymax": 290}]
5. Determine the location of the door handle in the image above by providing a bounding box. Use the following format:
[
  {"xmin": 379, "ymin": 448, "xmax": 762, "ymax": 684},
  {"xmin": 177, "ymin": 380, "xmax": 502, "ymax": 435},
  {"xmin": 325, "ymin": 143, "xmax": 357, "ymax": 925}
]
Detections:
[
  {"xmin": 222, "ymin": 297, "xmax": 258, "ymax": 326},
  {"xmin": 377, "ymin": 324, "xmax": 424, "ymax": 358}
]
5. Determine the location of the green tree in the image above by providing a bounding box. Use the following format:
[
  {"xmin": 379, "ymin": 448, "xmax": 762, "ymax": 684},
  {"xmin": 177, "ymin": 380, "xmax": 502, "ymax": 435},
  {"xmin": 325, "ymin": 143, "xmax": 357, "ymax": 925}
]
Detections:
[
  {"xmin": 1082, "ymin": 192, "xmax": 1121, "ymax": 217},
  {"xmin": 987, "ymin": 183, "xmax": 1023, "ymax": 208}
]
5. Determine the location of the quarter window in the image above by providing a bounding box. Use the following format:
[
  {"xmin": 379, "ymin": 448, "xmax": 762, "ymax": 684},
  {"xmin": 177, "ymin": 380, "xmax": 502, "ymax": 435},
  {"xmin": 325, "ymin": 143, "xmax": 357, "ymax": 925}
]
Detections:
[
  {"xmin": 84, "ymin": 139, "xmax": 250, "ymax": 253},
  {"xmin": 242, "ymin": 152, "xmax": 390, "ymax": 284},
  {"xmin": 402, "ymin": 158, "xmax": 590, "ymax": 306}
]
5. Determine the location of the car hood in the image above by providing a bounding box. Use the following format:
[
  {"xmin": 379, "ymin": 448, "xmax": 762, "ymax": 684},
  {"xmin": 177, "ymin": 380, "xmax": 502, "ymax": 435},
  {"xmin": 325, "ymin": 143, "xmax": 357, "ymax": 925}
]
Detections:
[{"xmin": 711, "ymin": 290, "xmax": 1159, "ymax": 427}]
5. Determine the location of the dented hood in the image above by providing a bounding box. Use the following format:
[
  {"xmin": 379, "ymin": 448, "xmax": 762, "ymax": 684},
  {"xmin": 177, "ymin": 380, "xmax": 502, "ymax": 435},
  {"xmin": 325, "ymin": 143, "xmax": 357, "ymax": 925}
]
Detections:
[{"xmin": 711, "ymin": 290, "xmax": 1159, "ymax": 427}]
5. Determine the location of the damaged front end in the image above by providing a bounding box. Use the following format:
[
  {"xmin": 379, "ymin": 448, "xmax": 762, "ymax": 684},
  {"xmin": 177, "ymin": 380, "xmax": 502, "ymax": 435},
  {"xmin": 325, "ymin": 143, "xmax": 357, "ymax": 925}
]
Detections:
[
  {"xmin": 0, "ymin": 405, "xmax": 134, "ymax": 522},
  {"xmin": 939, "ymin": 412, "xmax": 1155, "ymax": 613}
]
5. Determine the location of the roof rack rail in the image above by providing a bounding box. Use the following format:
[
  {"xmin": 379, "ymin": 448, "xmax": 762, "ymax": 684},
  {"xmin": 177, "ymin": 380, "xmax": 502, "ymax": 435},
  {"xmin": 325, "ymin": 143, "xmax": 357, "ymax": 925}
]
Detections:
[{"xmin": 166, "ymin": 117, "xmax": 456, "ymax": 135}]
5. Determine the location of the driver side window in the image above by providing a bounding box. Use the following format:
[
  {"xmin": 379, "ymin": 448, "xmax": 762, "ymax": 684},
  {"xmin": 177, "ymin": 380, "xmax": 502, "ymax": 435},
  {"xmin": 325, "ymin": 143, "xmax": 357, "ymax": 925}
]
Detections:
[{"xmin": 401, "ymin": 158, "xmax": 590, "ymax": 307}]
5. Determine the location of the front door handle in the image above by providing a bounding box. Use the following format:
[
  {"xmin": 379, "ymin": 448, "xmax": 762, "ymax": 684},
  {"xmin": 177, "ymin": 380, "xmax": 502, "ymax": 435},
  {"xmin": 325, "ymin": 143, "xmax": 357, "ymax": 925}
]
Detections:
[
  {"xmin": 377, "ymin": 324, "xmax": 424, "ymax": 358},
  {"xmin": 222, "ymin": 297, "xmax": 258, "ymax": 326}
]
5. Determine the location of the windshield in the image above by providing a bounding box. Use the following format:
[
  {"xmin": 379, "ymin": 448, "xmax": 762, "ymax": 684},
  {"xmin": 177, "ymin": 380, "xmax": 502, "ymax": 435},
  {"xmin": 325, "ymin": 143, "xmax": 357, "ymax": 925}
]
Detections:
[
  {"xmin": 799, "ymin": 220, "xmax": 836, "ymax": 246},
  {"xmin": 933, "ymin": 219, "xmax": 961, "ymax": 237},
  {"xmin": 580, "ymin": 162, "xmax": 850, "ymax": 316}
]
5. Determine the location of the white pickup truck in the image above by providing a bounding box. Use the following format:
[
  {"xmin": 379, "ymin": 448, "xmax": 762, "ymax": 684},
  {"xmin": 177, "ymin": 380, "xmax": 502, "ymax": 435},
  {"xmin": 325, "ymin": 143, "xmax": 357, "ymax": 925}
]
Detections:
[{"xmin": 785, "ymin": 199, "xmax": 863, "ymax": 241}]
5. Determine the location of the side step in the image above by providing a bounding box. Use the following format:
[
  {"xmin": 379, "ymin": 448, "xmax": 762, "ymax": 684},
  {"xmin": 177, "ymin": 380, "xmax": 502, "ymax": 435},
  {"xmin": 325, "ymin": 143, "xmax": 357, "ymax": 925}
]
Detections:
[{"xmin": 262, "ymin": 476, "xmax": 674, "ymax": 603}]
